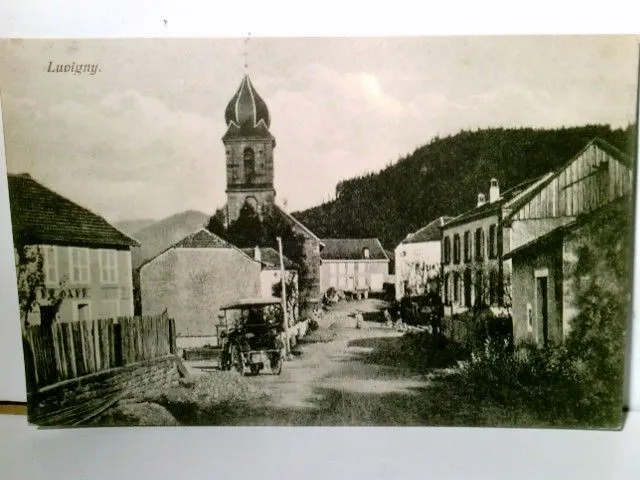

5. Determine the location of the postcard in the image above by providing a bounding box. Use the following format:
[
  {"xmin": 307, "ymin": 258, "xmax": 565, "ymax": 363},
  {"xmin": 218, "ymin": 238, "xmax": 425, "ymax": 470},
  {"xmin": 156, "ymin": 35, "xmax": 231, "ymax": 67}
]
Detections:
[{"xmin": 0, "ymin": 36, "xmax": 637, "ymax": 427}]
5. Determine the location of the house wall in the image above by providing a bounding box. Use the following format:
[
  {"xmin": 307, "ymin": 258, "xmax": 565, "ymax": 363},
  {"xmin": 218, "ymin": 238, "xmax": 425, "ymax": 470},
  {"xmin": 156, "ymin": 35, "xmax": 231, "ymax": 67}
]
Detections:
[
  {"xmin": 319, "ymin": 260, "xmax": 389, "ymax": 294},
  {"xmin": 509, "ymin": 217, "xmax": 575, "ymax": 251},
  {"xmin": 394, "ymin": 241, "xmax": 440, "ymax": 300},
  {"xmin": 140, "ymin": 248, "xmax": 261, "ymax": 347},
  {"xmin": 510, "ymin": 241, "xmax": 563, "ymax": 346},
  {"xmin": 442, "ymin": 213, "xmax": 501, "ymax": 310},
  {"xmin": 23, "ymin": 245, "xmax": 134, "ymax": 327}
]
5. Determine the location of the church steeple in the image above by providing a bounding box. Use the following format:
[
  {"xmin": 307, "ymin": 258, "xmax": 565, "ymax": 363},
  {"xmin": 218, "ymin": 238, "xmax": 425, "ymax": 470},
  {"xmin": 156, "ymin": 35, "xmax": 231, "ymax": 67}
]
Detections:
[
  {"xmin": 222, "ymin": 75, "xmax": 276, "ymax": 225},
  {"xmin": 224, "ymin": 75, "xmax": 271, "ymax": 132}
]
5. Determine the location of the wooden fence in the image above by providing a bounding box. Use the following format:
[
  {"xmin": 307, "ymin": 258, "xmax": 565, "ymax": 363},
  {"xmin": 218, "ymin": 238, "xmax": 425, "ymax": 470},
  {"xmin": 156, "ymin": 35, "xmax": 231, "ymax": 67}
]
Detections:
[{"xmin": 23, "ymin": 314, "xmax": 177, "ymax": 391}]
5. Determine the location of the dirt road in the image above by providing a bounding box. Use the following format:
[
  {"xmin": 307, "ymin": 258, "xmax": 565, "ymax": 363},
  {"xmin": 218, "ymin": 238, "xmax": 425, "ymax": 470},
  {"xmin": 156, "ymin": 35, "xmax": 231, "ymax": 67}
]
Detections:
[{"xmin": 184, "ymin": 299, "xmax": 437, "ymax": 426}]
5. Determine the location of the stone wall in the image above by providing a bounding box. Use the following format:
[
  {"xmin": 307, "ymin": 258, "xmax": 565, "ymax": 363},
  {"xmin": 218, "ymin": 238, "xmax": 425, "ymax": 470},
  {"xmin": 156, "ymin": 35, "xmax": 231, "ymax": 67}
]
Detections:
[
  {"xmin": 27, "ymin": 354, "xmax": 180, "ymax": 426},
  {"xmin": 140, "ymin": 248, "xmax": 262, "ymax": 339}
]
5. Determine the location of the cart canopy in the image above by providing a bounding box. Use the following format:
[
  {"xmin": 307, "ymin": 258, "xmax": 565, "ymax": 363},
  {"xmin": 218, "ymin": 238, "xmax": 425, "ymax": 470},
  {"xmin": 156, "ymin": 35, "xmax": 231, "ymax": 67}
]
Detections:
[{"xmin": 220, "ymin": 297, "xmax": 283, "ymax": 310}]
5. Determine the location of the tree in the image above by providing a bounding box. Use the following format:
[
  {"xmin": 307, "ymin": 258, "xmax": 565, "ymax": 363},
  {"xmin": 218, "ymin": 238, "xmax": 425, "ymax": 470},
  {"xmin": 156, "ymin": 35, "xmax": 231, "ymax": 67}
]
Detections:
[
  {"xmin": 15, "ymin": 245, "xmax": 67, "ymax": 329},
  {"xmin": 225, "ymin": 203, "xmax": 265, "ymax": 248},
  {"xmin": 206, "ymin": 208, "xmax": 227, "ymax": 238},
  {"xmin": 206, "ymin": 202, "xmax": 312, "ymax": 303}
]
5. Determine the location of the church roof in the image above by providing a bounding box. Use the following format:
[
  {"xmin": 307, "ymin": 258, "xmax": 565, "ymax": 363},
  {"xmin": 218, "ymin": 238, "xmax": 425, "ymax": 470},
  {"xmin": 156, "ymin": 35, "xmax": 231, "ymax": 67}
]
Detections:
[{"xmin": 224, "ymin": 75, "xmax": 271, "ymax": 132}]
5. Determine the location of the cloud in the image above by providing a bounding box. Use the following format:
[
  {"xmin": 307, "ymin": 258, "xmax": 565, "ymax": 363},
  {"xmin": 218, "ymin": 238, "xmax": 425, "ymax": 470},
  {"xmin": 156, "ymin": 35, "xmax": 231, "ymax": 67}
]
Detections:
[{"xmin": 4, "ymin": 90, "xmax": 226, "ymax": 221}]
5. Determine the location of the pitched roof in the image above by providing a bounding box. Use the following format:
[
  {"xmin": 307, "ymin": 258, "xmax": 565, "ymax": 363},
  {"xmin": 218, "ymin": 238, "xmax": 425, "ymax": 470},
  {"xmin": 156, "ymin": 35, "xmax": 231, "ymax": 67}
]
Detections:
[
  {"xmin": 503, "ymin": 137, "xmax": 633, "ymax": 221},
  {"xmin": 173, "ymin": 229, "xmax": 233, "ymax": 249},
  {"xmin": 320, "ymin": 238, "xmax": 389, "ymax": 261},
  {"xmin": 139, "ymin": 228, "xmax": 254, "ymax": 270},
  {"xmin": 241, "ymin": 247, "xmax": 295, "ymax": 270},
  {"xmin": 275, "ymin": 204, "xmax": 324, "ymax": 245},
  {"xmin": 504, "ymin": 193, "xmax": 632, "ymax": 260},
  {"xmin": 401, "ymin": 216, "xmax": 454, "ymax": 244},
  {"xmin": 7, "ymin": 174, "xmax": 139, "ymax": 248},
  {"xmin": 444, "ymin": 174, "xmax": 547, "ymax": 229}
]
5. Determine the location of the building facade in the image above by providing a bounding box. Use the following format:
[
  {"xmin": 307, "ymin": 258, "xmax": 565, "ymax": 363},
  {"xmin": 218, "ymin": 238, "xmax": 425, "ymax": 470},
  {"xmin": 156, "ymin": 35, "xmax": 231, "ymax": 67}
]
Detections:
[
  {"xmin": 140, "ymin": 229, "xmax": 262, "ymax": 348},
  {"xmin": 441, "ymin": 175, "xmax": 552, "ymax": 313},
  {"xmin": 319, "ymin": 238, "xmax": 389, "ymax": 294},
  {"xmin": 8, "ymin": 174, "xmax": 139, "ymax": 329},
  {"xmin": 241, "ymin": 246, "xmax": 298, "ymax": 299},
  {"xmin": 395, "ymin": 216, "xmax": 452, "ymax": 300},
  {"xmin": 503, "ymin": 139, "xmax": 633, "ymax": 345}
]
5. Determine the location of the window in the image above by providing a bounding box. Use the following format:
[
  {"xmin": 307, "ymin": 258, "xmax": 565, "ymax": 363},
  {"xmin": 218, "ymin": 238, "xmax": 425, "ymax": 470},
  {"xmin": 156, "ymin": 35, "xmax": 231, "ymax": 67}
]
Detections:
[
  {"xmin": 69, "ymin": 247, "xmax": 90, "ymax": 284},
  {"xmin": 347, "ymin": 262, "xmax": 355, "ymax": 274},
  {"xmin": 357, "ymin": 262, "xmax": 367, "ymax": 273},
  {"xmin": 527, "ymin": 302, "xmax": 533, "ymax": 332},
  {"xmin": 453, "ymin": 272, "xmax": 460, "ymax": 302},
  {"xmin": 463, "ymin": 268, "xmax": 472, "ymax": 307},
  {"xmin": 363, "ymin": 248, "xmax": 370, "ymax": 259},
  {"xmin": 443, "ymin": 237, "xmax": 451, "ymax": 264},
  {"xmin": 99, "ymin": 250, "xmax": 118, "ymax": 284},
  {"xmin": 42, "ymin": 245, "xmax": 58, "ymax": 284},
  {"xmin": 463, "ymin": 231, "xmax": 471, "ymax": 263},
  {"xmin": 475, "ymin": 269, "xmax": 484, "ymax": 306},
  {"xmin": 243, "ymin": 147, "xmax": 255, "ymax": 182},
  {"xmin": 453, "ymin": 234, "xmax": 461, "ymax": 264},
  {"xmin": 444, "ymin": 273, "xmax": 450, "ymax": 304},
  {"xmin": 338, "ymin": 263, "xmax": 346, "ymax": 275},
  {"xmin": 474, "ymin": 228, "xmax": 485, "ymax": 261},
  {"xmin": 488, "ymin": 224, "xmax": 497, "ymax": 259}
]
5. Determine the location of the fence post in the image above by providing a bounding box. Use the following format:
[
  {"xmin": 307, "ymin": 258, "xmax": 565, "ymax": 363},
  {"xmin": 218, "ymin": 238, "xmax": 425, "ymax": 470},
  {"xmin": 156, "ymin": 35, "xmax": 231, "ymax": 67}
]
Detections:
[
  {"xmin": 168, "ymin": 318, "xmax": 177, "ymax": 354},
  {"xmin": 113, "ymin": 320, "xmax": 123, "ymax": 367}
]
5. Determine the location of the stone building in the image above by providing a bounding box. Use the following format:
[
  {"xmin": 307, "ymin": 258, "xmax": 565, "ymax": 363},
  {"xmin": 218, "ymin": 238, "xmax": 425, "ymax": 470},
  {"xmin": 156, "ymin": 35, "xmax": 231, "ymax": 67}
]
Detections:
[
  {"xmin": 7, "ymin": 173, "xmax": 139, "ymax": 329},
  {"xmin": 395, "ymin": 216, "xmax": 453, "ymax": 300},
  {"xmin": 222, "ymin": 75, "xmax": 276, "ymax": 225},
  {"xmin": 502, "ymin": 139, "xmax": 633, "ymax": 345},
  {"xmin": 319, "ymin": 238, "xmax": 390, "ymax": 295},
  {"xmin": 139, "ymin": 229, "xmax": 262, "ymax": 348}
]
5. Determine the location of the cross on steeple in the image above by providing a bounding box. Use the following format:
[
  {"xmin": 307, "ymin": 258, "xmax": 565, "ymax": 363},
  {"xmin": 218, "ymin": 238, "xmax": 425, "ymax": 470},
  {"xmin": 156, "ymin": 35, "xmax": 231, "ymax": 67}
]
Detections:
[{"xmin": 244, "ymin": 34, "xmax": 251, "ymax": 72}]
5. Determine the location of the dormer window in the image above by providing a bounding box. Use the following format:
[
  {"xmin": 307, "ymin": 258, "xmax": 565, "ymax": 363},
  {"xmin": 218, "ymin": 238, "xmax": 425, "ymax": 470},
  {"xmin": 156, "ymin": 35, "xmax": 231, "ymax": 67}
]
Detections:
[{"xmin": 363, "ymin": 247, "xmax": 370, "ymax": 259}]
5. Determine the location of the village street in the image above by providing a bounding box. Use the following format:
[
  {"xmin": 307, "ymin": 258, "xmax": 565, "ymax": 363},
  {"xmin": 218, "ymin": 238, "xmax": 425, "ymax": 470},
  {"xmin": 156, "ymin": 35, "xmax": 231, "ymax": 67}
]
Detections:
[{"xmin": 179, "ymin": 299, "xmax": 440, "ymax": 426}]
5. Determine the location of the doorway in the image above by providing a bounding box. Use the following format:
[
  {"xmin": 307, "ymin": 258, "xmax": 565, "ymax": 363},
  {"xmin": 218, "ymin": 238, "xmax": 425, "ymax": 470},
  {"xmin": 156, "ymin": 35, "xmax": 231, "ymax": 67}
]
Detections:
[{"xmin": 536, "ymin": 275, "xmax": 549, "ymax": 345}]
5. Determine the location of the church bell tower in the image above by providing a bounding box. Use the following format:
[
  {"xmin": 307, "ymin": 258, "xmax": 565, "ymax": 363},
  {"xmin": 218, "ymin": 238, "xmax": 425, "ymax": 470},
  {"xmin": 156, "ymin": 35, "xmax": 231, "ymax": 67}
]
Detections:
[{"xmin": 222, "ymin": 75, "xmax": 276, "ymax": 225}]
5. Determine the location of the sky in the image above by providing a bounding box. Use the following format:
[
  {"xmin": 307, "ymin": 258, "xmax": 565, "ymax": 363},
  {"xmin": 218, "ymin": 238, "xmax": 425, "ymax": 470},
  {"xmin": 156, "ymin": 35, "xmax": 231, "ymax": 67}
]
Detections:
[{"xmin": 0, "ymin": 36, "xmax": 638, "ymax": 223}]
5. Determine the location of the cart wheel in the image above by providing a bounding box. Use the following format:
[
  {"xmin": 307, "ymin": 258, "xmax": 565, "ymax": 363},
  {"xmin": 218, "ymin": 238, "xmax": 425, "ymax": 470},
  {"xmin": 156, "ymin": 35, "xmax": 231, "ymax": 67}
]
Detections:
[
  {"xmin": 270, "ymin": 355, "xmax": 283, "ymax": 375},
  {"xmin": 231, "ymin": 345, "xmax": 244, "ymax": 374},
  {"xmin": 250, "ymin": 364, "xmax": 261, "ymax": 376}
]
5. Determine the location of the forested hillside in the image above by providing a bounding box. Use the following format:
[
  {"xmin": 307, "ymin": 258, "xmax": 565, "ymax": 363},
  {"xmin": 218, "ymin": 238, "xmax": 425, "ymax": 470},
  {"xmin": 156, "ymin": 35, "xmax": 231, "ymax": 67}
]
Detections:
[{"xmin": 293, "ymin": 125, "xmax": 636, "ymax": 249}]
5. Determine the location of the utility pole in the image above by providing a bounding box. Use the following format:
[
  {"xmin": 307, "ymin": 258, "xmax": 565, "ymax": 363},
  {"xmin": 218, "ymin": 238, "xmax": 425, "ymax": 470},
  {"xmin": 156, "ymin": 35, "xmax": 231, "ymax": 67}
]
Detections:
[{"xmin": 276, "ymin": 237, "xmax": 291, "ymax": 360}]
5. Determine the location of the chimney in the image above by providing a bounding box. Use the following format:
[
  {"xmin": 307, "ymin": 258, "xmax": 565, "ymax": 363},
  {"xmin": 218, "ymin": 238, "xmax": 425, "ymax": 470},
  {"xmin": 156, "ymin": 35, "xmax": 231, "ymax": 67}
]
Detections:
[
  {"xmin": 489, "ymin": 178, "xmax": 500, "ymax": 203},
  {"xmin": 253, "ymin": 246, "xmax": 262, "ymax": 263},
  {"xmin": 477, "ymin": 193, "xmax": 486, "ymax": 207}
]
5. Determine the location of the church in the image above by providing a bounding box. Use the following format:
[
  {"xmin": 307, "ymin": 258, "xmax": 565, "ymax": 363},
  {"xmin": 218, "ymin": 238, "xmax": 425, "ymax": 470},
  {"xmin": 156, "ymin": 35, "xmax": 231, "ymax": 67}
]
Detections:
[{"xmin": 221, "ymin": 74, "xmax": 325, "ymax": 302}]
